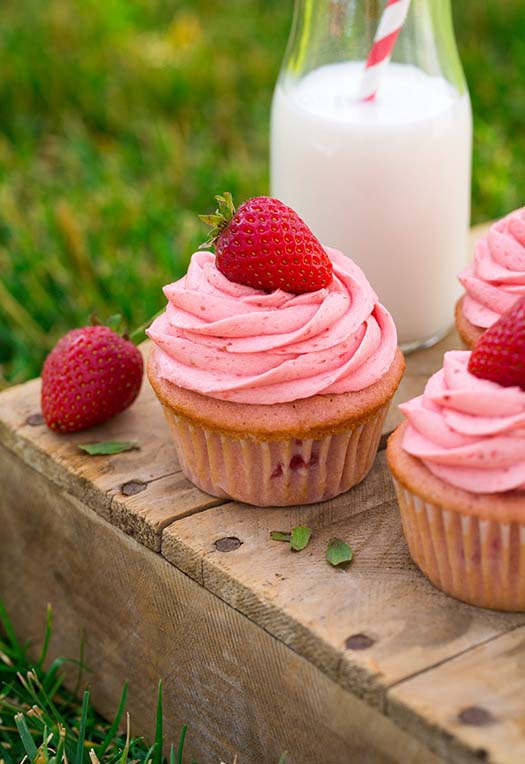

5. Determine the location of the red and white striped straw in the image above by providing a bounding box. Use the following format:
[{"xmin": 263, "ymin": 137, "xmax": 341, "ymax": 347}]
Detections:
[{"xmin": 359, "ymin": 0, "xmax": 412, "ymax": 102}]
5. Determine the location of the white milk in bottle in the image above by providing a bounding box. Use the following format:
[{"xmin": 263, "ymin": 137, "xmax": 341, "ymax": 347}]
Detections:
[{"xmin": 271, "ymin": 61, "xmax": 472, "ymax": 349}]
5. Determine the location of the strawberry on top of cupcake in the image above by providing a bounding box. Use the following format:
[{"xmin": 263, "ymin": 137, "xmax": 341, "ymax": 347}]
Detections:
[
  {"xmin": 388, "ymin": 296, "xmax": 525, "ymax": 610},
  {"xmin": 146, "ymin": 194, "xmax": 404, "ymax": 506},
  {"xmin": 147, "ymin": 194, "xmax": 399, "ymax": 405},
  {"xmin": 456, "ymin": 207, "xmax": 525, "ymax": 348},
  {"xmin": 400, "ymin": 296, "xmax": 525, "ymax": 493}
]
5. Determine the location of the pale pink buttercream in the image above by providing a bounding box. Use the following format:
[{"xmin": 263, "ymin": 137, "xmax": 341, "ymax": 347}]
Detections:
[
  {"xmin": 401, "ymin": 351, "xmax": 525, "ymax": 494},
  {"xmin": 147, "ymin": 247, "xmax": 397, "ymax": 404},
  {"xmin": 459, "ymin": 208, "xmax": 525, "ymax": 328}
]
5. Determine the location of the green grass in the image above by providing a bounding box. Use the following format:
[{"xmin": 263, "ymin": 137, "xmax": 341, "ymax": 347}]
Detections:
[
  {"xmin": 0, "ymin": 602, "xmax": 181, "ymax": 764},
  {"xmin": 0, "ymin": 0, "xmax": 523, "ymax": 384},
  {"xmin": 0, "ymin": 601, "xmax": 287, "ymax": 763}
]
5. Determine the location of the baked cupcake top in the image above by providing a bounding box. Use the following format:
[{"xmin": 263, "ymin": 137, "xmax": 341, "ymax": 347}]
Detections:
[
  {"xmin": 400, "ymin": 350, "xmax": 525, "ymax": 494},
  {"xmin": 459, "ymin": 207, "xmax": 525, "ymax": 329},
  {"xmin": 147, "ymin": 247, "xmax": 397, "ymax": 404}
]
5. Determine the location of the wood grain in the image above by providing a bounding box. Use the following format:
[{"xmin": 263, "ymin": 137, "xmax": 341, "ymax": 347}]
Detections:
[
  {"xmin": 388, "ymin": 626, "xmax": 525, "ymax": 764},
  {"xmin": 162, "ymin": 452, "xmax": 524, "ymax": 710},
  {"xmin": 0, "ymin": 443, "xmax": 440, "ymax": 764},
  {"xmin": 0, "ymin": 370, "xmax": 225, "ymax": 550},
  {"xmin": 3, "ymin": 219, "xmax": 519, "ymax": 762}
]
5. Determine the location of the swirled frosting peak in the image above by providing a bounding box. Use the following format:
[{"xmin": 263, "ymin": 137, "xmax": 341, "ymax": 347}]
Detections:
[
  {"xmin": 460, "ymin": 208, "xmax": 525, "ymax": 328},
  {"xmin": 147, "ymin": 247, "xmax": 397, "ymax": 404},
  {"xmin": 401, "ymin": 351, "xmax": 525, "ymax": 493}
]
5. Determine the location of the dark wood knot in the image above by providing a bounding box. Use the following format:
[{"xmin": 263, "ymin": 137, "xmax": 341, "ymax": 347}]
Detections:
[
  {"xmin": 457, "ymin": 706, "xmax": 495, "ymax": 727},
  {"xmin": 345, "ymin": 633, "xmax": 375, "ymax": 650},
  {"xmin": 215, "ymin": 537, "xmax": 242, "ymax": 552},
  {"xmin": 26, "ymin": 413, "xmax": 44, "ymax": 426},
  {"xmin": 121, "ymin": 480, "xmax": 147, "ymax": 497}
]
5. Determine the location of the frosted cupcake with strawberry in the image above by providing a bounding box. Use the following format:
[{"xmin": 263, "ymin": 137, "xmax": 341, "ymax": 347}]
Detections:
[
  {"xmin": 147, "ymin": 194, "xmax": 405, "ymax": 506},
  {"xmin": 456, "ymin": 207, "xmax": 525, "ymax": 348},
  {"xmin": 388, "ymin": 297, "xmax": 525, "ymax": 610}
]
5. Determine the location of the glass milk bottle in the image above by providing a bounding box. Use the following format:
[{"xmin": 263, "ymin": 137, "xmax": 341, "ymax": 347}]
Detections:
[{"xmin": 270, "ymin": 0, "xmax": 472, "ymax": 351}]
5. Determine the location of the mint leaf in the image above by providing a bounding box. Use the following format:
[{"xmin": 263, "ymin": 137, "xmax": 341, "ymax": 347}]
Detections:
[
  {"xmin": 270, "ymin": 531, "xmax": 291, "ymax": 542},
  {"xmin": 326, "ymin": 538, "xmax": 353, "ymax": 567},
  {"xmin": 78, "ymin": 441, "xmax": 139, "ymax": 456},
  {"xmin": 290, "ymin": 525, "xmax": 312, "ymax": 552}
]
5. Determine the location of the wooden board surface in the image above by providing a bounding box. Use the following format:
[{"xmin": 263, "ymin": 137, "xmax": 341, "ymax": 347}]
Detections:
[
  {"xmin": 389, "ymin": 626, "xmax": 525, "ymax": 764},
  {"xmin": 161, "ymin": 457, "xmax": 524, "ymax": 707},
  {"xmin": 0, "ymin": 443, "xmax": 440, "ymax": 764},
  {"xmin": 0, "ymin": 375, "xmax": 225, "ymax": 550},
  {"xmin": 4, "ymin": 220, "xmax": 523, "ymax": 763}
]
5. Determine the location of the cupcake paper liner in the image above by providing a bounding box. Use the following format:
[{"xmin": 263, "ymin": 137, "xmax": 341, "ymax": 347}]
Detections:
[
  {"xmin": 161, "ymin": 402, "xmax": 389, "ymax": 507},
  {"xmin": 393, "ymin": 479, "xmax": 525, "ymax": 612}
]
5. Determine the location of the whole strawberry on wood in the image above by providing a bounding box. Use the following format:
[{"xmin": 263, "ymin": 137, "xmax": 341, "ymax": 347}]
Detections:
[
  {"xmin": 200, "ymin": 193, "xmax": 333, "ymax": 294},
  {"xmin": 42, "ymin": 322, "xmax": 144, "ymax": 433},
  {"xmin": 468, "ymin": 295, "xmax": 525, "ymax": 390}
]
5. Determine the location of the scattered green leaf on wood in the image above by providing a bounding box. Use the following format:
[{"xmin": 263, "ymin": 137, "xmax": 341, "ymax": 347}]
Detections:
[
  {"xmin": 270, "ymin": 531, "xmax": 291, "ymax": 542},
  {"xmin": 77, "ymin": 441, "xmax": 140, "ymax": 456},
  {"xmin": 326, "ymin": 538, "xmax": 353, "ymax": 567},
  {"xmin": 290, "ymin": 525, "xmax": 312, "ymax": 552}
]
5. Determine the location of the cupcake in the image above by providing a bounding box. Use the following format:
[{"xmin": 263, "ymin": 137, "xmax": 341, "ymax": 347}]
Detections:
[
  {"xmin": 456, "ymin": 207, "xmax": 525, "ymax": 348},
  {"xmin": 388, "ymin": 297, "xmax": 525, "ymax": 610},
  {"xmin": 147, "ymin": 194, "xmax": 405, "ymax": 506}
]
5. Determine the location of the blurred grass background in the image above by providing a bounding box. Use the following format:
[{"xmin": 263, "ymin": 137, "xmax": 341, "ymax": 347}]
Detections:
[{"xmin": 0, "ymin": 0, "xmax": 523, "ymax": 384}]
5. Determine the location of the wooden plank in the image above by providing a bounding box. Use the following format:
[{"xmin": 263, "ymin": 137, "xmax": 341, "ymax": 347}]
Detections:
[
  {"xmin": 1, "ymin": 219, "xmax": 512, "ymax": 760},
  {"xmin": 388, "ymin": 626, "xmax": 525, "ymax": 764},
  {"xmin": 0, "ymin": 373, "xmax": 224, "ymax": 551},
  {"xmin": 161, "ymin": 452, "xmax": 524, "ymax": 711},
  {"xmin": 0, "ymin": 443, "xmax": 440, "ymax": 764}
]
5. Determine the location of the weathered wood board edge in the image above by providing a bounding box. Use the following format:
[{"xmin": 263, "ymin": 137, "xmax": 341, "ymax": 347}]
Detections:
[
  {"xmin": 1, "ymin": 437, "xmax": 515, "ymax": 764},
  {"xmin": 0, "ymin": 378, "xmax": 228, "ymax": 551},
  {"xmin": 159, "ymin": 451, "xmax": 524, "ymax": 762},
  {"xmin": 160, "ymin": 454, "xmax": 401, "ymax": 707},
  {"xmin": 0, "ymin": 442, "xmax": 441, "ymax": 764},
  {"xmin": 1, "ymin": 220, "xmax": 507, "ymax": 760},
  {"xmin": 386, "ymin": 624, "xmax": 525, "ymax": 764}
]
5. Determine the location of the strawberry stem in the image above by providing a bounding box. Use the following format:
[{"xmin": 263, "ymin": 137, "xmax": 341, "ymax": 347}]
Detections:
[{"xmin": 198, "ymin": 192, "xmax": 236, "ymax": 249}]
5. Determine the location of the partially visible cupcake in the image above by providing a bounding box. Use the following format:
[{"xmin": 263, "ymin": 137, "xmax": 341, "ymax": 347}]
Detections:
[
  {"xmin": 388, "ymin": 297, "xmax": 525, "ymax": 611},
  {"xmin": 456, "ymin": 207, "xmax": 525, "ymax": 348},
  {"xmin": 147, "ymin": 194, "xmax": 404, "ymax": 506}
]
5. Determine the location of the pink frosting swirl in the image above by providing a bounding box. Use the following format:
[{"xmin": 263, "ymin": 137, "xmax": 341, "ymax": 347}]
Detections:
[
  {"xmin": 459, "ymin": 208, "xmax": 525, "ymax": 328},
  {"xmin": 147, "ymin": 247, "xmax": 397, "ymax": 404},
  {"xmin": 401, "ymin": 351, "xmax": 525, "ymax": 494}
]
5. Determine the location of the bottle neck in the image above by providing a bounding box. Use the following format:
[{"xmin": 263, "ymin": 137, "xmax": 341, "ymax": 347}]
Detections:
[{"xmin": 281, "ymin": 0, "xmax": 466, "ymax": 94}]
